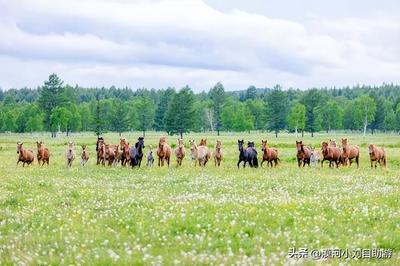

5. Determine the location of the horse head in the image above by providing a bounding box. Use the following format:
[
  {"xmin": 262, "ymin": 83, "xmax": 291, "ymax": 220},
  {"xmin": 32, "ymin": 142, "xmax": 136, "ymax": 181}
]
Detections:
[
  {"xmin": 199, "ymin": 138, "xmax": 207, "ymax": 146},
  {"xmin": 16, "ymin": 142, "xmax": 23, "ymax": 154},
  {"xmin": 368, "ymin": 144, "xmax": 375, "ymax": 155},
  {"xmin": 238, "ymin": 139, "xmax": 244, "ymax": 151},
  {"xmin": 296, "ymin": 141, "xmax": 303, "ymax": 153},
  {"xmin": 215, "ymin": 140, "xmax": 221, "ymax": 149}
]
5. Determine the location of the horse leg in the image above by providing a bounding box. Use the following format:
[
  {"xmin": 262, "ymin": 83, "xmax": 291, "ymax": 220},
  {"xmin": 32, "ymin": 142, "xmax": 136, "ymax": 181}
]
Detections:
[
  {"xmin": 355, "ymin": 156, "xmax": 359, "ymax": 168},
  {"xmin": 237, "ymin": 159, "xmax": 241, "ymax": 168}
]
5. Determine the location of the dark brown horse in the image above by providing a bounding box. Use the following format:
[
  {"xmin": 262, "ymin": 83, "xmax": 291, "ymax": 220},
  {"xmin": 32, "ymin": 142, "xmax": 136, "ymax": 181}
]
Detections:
[
  {"xmin": 157, "ymin": 137, "xmax": 171, "ymax": 167},
  {"xmin": 368, "ymin": 144, "xmax": 386, "ymax": 168},
  {"xmin": 213, "ymin": 140, "xmax": 223, "ymax": 167},
  {"xmin": 296, "ymin": 141, "xmax": 311, "ymax": 167},
  {"xmin": 16, "ymin": 142, "xmax": 34, "ymax": 167},
  {"xmin": 96, "ymin": 137, "xmax": 106, "ymax": 166},
  {"xmin": 321, "ymin": 141, "xmax": 341, "ymax": 168},
  {"xmin": 341, "ymin": 138, "xmax": 360, "ymax": 168},
  {"xmin": 261, "ymin": 140, "xmax": 280, "ymax": 167},
  {"xmin": 174, "ymin": 139, "xmax": 185, "ymax": 167},
  {"xmin": 36, "ymin": 141, "xmax": 50, "ymax": 166}
]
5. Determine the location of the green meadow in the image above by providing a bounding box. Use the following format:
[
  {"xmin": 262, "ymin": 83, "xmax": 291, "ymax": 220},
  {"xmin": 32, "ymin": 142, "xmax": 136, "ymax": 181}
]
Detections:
[{"xmin": 0, "ymin": 132, "xmax": 399, "ymax": 265}]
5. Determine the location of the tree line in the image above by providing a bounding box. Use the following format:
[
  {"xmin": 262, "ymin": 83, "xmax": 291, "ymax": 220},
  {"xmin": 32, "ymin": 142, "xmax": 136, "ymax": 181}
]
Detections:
[{"xmin": 1, "ymin": 74, "xmax": 400, "ymax": 137}]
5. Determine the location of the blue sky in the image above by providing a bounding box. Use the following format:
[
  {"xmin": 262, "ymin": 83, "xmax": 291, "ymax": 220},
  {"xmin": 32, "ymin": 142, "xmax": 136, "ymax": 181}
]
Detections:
[{"xmin": 0, "ymin": 0, "xmax": 399, "ymax": 91}]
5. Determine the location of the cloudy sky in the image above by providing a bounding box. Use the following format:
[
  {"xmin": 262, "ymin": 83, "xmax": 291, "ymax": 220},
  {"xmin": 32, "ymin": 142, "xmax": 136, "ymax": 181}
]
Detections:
[{"xmin": 0, "ymin": 0, "xmax": 399, "ymax": 91}]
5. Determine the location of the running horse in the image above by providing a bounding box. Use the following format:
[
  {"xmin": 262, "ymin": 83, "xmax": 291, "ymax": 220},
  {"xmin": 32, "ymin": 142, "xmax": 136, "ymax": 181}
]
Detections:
[
  {"xmin": 368, "ymin": 144, "xmax": 386, "ymax": 168},
  {"xmin": 157, "ymin": 137, "xmax": 171, "ymax": 167},
  {"xmin": 174, "ymin": 139, "xmax": 185, "ymax": 167},
  {"xmin": 341, "ymin": 138, "xmax": 360, "ymax": 168},
  {"xmin": 96, "ymin": 137, "xmax": 106, "ymax": 166},
  {"xmin": 296, "ymin": 141, "xmax": 311, "ymax": 167},
  {"xmin": 261, "ymin": 139, "xmax": 280, "ymax": 167}
]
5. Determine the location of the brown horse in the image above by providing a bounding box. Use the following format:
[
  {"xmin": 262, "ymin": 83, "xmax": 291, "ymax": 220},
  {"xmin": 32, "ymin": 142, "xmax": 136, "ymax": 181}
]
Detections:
[
  {"xmin": 321, "ymin": 141, "xmax": 341, "ymax": 168},
  {"xmin": 36, "ymin": 141, "xmax": 50, "ymax": 166},
  {"xmin": 105, "ymin": 144, "xmax": 116, "ymax": 167},
  {"xmin": 96, "ymin": 137, "xmax": 106, "ymax": 166},
  {"xmin": 122, "ymin": 141, "xmax": 131, "ymax": 167},
  {"xmin": 157, "ymin": 137, "xmax": 171, "ymax": 167},
  {"xmin": 296, "ymin": 141, "xmax": 311, "ymax": 167},
  {"xmin": 16, "ymin": 142, "xmax": 34, "ymax": 167},
  {"xmin": 368, "ymin": 144, "xmax": 386, "ymax": 168},
  {"xmin": 189, "ymin": 139, "xmax": 198, "ymax": 166},
  {"xmin": 81, "ymin": 145, "xmax": 89, "ymax": 166},
  {"xmin": 115, "ymin": 138, "xmax": 126, "ymax": 166},
  {"xmin": 261, "ymin": 140, "xmax": 280, "ymax": 167},
  {"xmin": 197, "ymin": 139, "xmax": 211, "ymax": 167},
  {"xmin": 65, "ymin": 141, "xmax": 76, "ymax": 168},
  {"xmin": 213, "ymin": 140, "xmax": 223, "ymax": 167},
  {"xmin": 341, "ymin": 138, "xmax": 360, "ymax": 168},
  {"xmin": 175, "ymin": 139, "xmax": 185, "ymax": 167}
]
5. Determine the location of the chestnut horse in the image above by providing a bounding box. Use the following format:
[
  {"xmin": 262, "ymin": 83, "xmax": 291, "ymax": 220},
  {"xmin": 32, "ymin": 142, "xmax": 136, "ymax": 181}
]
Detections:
[
  {"xmin": 16, "ymin": 142, "xmax": 34, "ymax": 167},
  {"xmin": 261, "ymin": 140, "xmax": 280, "ymax": 167},
  {"xmin": 36, "ymin": 141, "xmax": 50, "ymax": 166},
  {"xmin": 368, "ymin": 144, "xmax": 386, "ymax": 168},
  {"xmin": 321, "ymin": 141, "xmax": 341, "ymax": 168},
  {"xmin": 175, "ymin": 139, "xmax": 185, "ymax": 167},
  {"xmin": 81, "ymin": 145, "xmax": 89, "ymax": 166},
  {"xmin": 296, "ymin": 141, "xmax": 311, "ymax": 167},
  {"xmin": 341, "ymin": 138, "xmax": 360, "ymax": 168},
  {"xmin": 189, "ymin": 139, "xmax": 198, "ymax": 166},
  {"xmin": 65, "ymin": 141, "xmax": 76, "ymax": 168},
  {"xmin": 197, "ymin": 139, "xmax": 211, "ymax": 167},
  {"xmin": 157, "ymin": 137, "xmax": 171, "ymax": 167},
  {"xmin": 115, "ymin": 138, "xmax": 126, "ymax": 166},
  {"xmin": 105, "ymin": 144, "xmax": 116, "ymax": 167},
  {"xmin": 213, "ymin": 140, "xmax": 223, "ymax": 167},
  {"xmin": 96, "ymin": 137, "xmax": 106, "ymax": 166}
]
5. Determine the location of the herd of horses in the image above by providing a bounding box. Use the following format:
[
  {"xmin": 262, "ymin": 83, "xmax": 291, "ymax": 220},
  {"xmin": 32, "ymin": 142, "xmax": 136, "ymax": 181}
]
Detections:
[{"xmin": 15, "ymin": 137, "xmax": 387, "ymax": 169}]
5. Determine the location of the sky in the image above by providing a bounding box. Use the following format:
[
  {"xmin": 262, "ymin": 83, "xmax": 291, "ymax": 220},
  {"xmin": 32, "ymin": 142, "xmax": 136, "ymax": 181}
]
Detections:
[{"xmin": 0, "ymin": 0, "xmax": 399, "ymax": 91}]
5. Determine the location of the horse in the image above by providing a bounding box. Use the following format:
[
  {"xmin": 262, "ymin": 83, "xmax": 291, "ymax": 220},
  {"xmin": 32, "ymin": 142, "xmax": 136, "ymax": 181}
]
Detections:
[
  {"xmin": 115, "ymin": 138, "xmax": 126, "ymax": 166},
  {"xmin": 16, "ymin": 142, "xmax": 34, "ymax": 167},
  {"xmin": 310, "ymin": 147, "xmax": 321, "ymax": 166},
  {"xmin": 295, "ymin": 141, "xmax": 311, "ymax": 167},
  {"xmin": 197, "ymin": 138, "xmax": 211, "ymax": 167},
  {"xmin": 321, "ymin": 141, "xmax": 341, "ymax": 168},
  {"xmin": 341, "ymin": 138, "xmax": 360, "ymax": 168},
  {"xmin": 146, "ymin": 145, "xmax": 154, "ymax": 167},
  {"xmin": 175, "ymin": 139, "xmax": 185, "ymax": 167},
  {"xmin": 96, "ymin": 137, "xmax": 106, "ymax": 166},
  {"xmin": 104, "ymin": 144, "xmax": 117, "ymax": 167},
  {"xmin": 261, "ymin": 140, "xmax": 279, "ymax": 167},
  {"xmin": 130, "ymin": 137, "xmax": 145, "ymax": 168},
  {"xmin": 81, "ymin": 145, "xmax": 89, "ymax": 166},
  {"xmin": 237, "ymin": 140, "xmax": 258, "ymax": 168},
  {"xmin": 156, "ymin": 137, "xmax": 171, "ymax": 167},
  {"xmin": 368, "ymin": 144, "xmax": 386, "ymax": 168},
  {"xmin": 65, "ymin": 141, "xmax": 76, "ymax": 168},
  {"xmin": 213, "ymin": 139, "xmax": 223, "ymax": 167},
  {"xmin": 36, "ymin": 141, "xmax": 50, "ymax": 166},
  {"xmin": 189, "ymin": 139, "xmax": 198, "ymax": 166}
]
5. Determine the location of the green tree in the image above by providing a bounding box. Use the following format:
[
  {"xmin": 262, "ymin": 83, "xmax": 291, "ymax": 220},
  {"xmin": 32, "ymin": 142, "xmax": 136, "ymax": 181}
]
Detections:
[
  {"xmin": 343, "ymin": 102, "xmax": 357, "ymax": 131},
  {"xmin": 165, "ymin": 86, "xmax": 195, "ymax": 138},
  {"xmin": 245, "ymin": 85, "xmax": 257, "ymax": 100},
  {"xmin": 135, "ymin": 97, "xmax": 156, "ymax": 137},
  {"xmin": 50, "ymin": 107, "xmax": 72, "ymax": 134},
  {"xmin": 154, "ymin": 88, "xmax": 175, "ymax": 131},
  {"xmin": 246, "ymin": 99, "xmax": 265, "ymax": 130},
  {"xmin": 209, "ymin": 82, "xmax": 226, "ymax": 135},
  {"xmin": 287, "ymin": 103, "xmax": 306, "ymax": 136},
  {"xmin": 79, "ymin": 103, "xmax": 93, "ymax": 131},
  {"xmin": 38, "ymin": 74, "xmax": 67, "ymax": 137},
  {"xmin": 300, "ymin": 89, "xmax": 325, "ymax": 137},
  {"xmin": 26, "ymin": 114, "xmax": 44, "ymax": 132},
  {"xmin": 266, "ymin": 86, "xmax": 289, "ymax": 137},
  {"xmin": 354, "ymin": 95, "xmax": 377, "ymax": 136},
  {"xmin": 315, "ymin": 100, "xmax": 343, "ymax": 133},
  {"xmin": 383, "ymin": 102, "xmax": 396, "ymax": 131},
  {"xmin": 396, "ymin": 103, "xmax": 400, "ymax": 132}
]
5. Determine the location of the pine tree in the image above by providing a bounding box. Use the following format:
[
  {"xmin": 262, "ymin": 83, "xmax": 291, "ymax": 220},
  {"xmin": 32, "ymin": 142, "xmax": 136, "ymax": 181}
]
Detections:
[
  {"xmin": 154, "ymin": 88, "xmax": 175, "ymax": 131},
  {"xmin": 209, "ymin": 82, "xmax": 225, "ymax": 136},
  {"xmin": 266, "ymin": 85, "xmax": 288, "ymax": 137}
]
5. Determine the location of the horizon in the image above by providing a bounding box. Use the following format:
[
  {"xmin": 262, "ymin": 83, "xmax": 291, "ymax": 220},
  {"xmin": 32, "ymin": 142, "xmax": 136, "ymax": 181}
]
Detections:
[{"xmin": 1, "ymin": 0, "xmax": 399, "ymax": 91}]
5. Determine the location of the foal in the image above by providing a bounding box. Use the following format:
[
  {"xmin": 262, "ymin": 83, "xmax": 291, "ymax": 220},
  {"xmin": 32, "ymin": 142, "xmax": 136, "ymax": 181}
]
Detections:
[
  {"xmin": 146, "ymin": 145, "xmax": 154, "ymax": 167},
  {"xmin": 213, "ymin": 140, "xmax": 223, "ymax": 167},
  {"xmin": 65, "ymin": 142, "xmax": 76, "ymax": 168},
  {"xmin": 175, "ymin": 139, "xmax": 185, "ymax": 167}
]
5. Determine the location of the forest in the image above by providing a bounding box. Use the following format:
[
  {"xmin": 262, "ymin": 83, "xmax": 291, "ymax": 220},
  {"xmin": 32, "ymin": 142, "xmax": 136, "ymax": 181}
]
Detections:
[{"xmin": 1, "ymin": 74, "xmax": 400, "ymax": 137}]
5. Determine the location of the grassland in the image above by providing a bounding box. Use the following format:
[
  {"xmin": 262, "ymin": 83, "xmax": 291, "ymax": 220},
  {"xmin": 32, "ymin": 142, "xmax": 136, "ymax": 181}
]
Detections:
[{"xmin": 0, "ymin": 131, "xmax": 399, "ymax": 265}]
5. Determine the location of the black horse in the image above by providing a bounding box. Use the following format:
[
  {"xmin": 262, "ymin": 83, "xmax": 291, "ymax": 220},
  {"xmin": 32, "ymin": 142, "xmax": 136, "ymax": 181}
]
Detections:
[
  {"xmin": 130, "ymin": 137, "xmax": 144, "ymax": 168},
  {"xmin": 237, "ymin": 139, "xmax": 258, "ymax": 168}
]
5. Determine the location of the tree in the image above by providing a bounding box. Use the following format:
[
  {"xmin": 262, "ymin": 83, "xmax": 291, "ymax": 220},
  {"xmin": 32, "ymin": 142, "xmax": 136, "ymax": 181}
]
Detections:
[
  {"xmin": 396, "ymin": 103, "xmax": 400, "ymax": 133},
  {"xmin": 154, "ymin": 88, "xmax": 175, "ymax": 131},
  {"xmin": 135, "ymin": 97, "xmax": 155, "ymax": 137},
  {"xmin": 315, "ymin": 100, "xmax": 343, "ymax": 133},
  {"xmin": 354, "ymin": 95, "xmax": 377, "ymax": 136},
  {"xmin": 209, "ymin": 82, "xmax": 226, "ymax": 136},
  {"xmin": 38, "ymin": 74, "xmax": 67, "ymax": 137},
  {"xmin": 266, "ymin": 86, "xmax": 289, "ymax": 137},
  {"xmin": 245, "ymin": 86, "xmax": 257, "ymax": 100},
  {"xmin": 369, "ymin": 94, "xmax": 385, "ymax": 134},
  {"xmin": 246, "ymin": 99, "xmax": 265, "ymax": 130},
  {"xmin": 221, "ymin": 101, "xmax": 253, "ymax": 132},
  {"xmin": 300, "ymin": 89, "xmax": 325, "ymax": 137},
  {"xmin": 165, "ymin": 86, "xmax": 195, "ymax": 138},
  {"xmin": 287, "ymin": 103, "xmax": 306, "ymax": 136},
  {"xmin": 50, "ymin": 107, "xmax": 72, "ymax": 134},
  {"xmin": 383, "ymin": 102, "xmax": 396, "ymax": 131},
  {"xmin": 343, "ymin": 102, "xmax": 357, "ymax": 131}
]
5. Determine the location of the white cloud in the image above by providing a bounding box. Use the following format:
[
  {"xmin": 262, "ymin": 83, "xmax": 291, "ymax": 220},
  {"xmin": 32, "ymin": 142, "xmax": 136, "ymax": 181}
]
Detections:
[{"xmin": 0, "ymin": 0, "xmax": 399, "ymax": 90}]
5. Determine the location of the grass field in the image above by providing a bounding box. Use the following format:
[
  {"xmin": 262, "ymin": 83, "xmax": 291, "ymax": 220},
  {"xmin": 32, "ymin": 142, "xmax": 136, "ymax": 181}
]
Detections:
[{"xmin": 0, "ymin": 131, "xmax": 399, "ymax": 265}]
